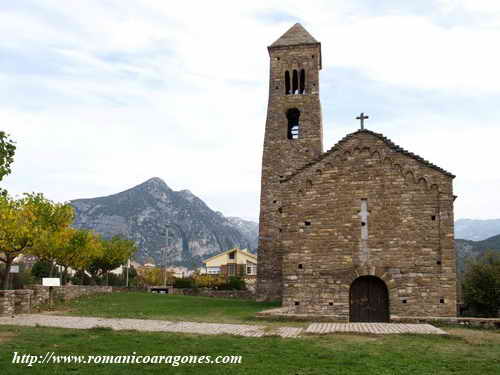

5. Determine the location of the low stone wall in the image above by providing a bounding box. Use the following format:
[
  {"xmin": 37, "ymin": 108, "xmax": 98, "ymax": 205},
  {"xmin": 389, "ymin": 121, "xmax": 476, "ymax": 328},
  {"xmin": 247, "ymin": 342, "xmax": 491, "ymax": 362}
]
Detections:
[
  {"xmin": 14, "ymin": 290, "xmax": 34, "ymax": 314},
  {"xmin": 0, "ymin": 285, "xmax": 112, "ymax": 316},
  {"xmin": 392, "ymin": 316, "xmax": 500, "ymax": 329},
  {"xmin": 0, "ymin": 291, "xmax": 15, "ymax": 316},
  {"xmin": 175, "ymin": 288, "xmax": 255, "ymax": 300}
]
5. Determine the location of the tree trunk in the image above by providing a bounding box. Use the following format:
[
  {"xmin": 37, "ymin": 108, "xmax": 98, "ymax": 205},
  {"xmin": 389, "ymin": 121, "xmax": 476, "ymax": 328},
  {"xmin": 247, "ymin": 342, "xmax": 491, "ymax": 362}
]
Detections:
[
  {"xmin": 1, "ymin": 257, "xmax": 13, "ymax": 290},
  {"xmin": 62, "ymin": 266, "xmax": 68, "ymax": 285},
  {"xmin": 49, "ymin": 261, "xmax": 55, "ymax": 278}
]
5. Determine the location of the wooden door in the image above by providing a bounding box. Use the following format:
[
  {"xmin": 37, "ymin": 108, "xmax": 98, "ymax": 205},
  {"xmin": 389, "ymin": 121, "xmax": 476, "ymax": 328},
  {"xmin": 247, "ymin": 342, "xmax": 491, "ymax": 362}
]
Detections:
[{"xmin": 350, "ymin": 276, "xmax": 389, "ymax": 322}]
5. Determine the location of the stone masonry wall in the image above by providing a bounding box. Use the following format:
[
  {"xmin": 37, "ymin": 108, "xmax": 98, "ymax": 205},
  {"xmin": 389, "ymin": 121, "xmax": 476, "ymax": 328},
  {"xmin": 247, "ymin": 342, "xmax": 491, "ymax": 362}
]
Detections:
[
  {"xmin": 257, "ymin": 42, "xmax": 323, "ymax": 302},
  {"xmin": 0, "ymin": 285, "xmax": 112, "ymax": 316},
  {"xmin": 0, "ymin": 291, "xmax": 15, "ymax": 316},
  {"xmin": 279, "ymin": 131, "xmax": 457, "ymax": 319}
]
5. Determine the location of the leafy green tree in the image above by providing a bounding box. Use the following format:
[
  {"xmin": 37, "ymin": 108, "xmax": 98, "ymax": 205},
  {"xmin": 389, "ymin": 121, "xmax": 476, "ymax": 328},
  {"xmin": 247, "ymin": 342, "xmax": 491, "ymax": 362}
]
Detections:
[
  {"xmin": 87, "ymin": 235, "xmax": 137, "ymax": 285},
  {"xmin": 463, "ymin": 251, "xmax": 500, "ymax": 317},
  {"xmin": 0, "ymin": 131, "xmax": 16, "ymax": 196}
]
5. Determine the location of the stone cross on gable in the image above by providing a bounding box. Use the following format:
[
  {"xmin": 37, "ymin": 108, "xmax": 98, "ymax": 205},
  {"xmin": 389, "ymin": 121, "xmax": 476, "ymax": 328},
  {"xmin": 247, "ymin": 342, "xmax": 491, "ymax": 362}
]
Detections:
[{"xmin": 356, "ymin": 112, "xmax": 369, "ymax": 130}]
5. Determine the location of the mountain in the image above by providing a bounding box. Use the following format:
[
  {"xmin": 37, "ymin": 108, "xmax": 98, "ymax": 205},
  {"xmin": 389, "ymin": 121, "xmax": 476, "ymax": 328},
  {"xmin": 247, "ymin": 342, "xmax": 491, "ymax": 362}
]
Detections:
[
  {"xmin": 455, "ymin": 234, "xmax": 500, "ymax": 273},
  {"xmin": 455, "ymin": 219, "xmax": 500, "ymax": 241},
  {"xmin": 70, "ymin": 177, "xmax": 257, "ymax": 269},
  {"xmin": 226, "ymin": 217, "xmax": 259, "ymax": 251}
]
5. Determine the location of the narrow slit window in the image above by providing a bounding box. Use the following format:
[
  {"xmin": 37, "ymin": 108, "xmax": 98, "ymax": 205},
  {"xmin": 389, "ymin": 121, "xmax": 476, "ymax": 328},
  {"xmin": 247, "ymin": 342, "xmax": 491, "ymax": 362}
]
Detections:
[
  {"xmin": 292, "ymin": 70, "xmax": 298, "ymax": 94},
  {"xmin": 285, "ymin": 71, "xmax": 290, "ymax": 95},
  {"xmin": 286, "ymin": 108, "xmax": 300, "ymax": 140},
  {"xmin": 299, "ymin": 69, "xmax": 305, "ymax": 93}
]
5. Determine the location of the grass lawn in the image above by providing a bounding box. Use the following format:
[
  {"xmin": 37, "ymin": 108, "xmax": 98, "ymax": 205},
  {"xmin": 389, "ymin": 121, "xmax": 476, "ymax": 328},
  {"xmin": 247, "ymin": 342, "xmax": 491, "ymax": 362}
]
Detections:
[
  {"xmin": 1, "ymin": 324, "xmax": 499, "ymax": 374},
  {"xmin": 59, "ymin": 292, "xmax": 284, "ymax": 325}
]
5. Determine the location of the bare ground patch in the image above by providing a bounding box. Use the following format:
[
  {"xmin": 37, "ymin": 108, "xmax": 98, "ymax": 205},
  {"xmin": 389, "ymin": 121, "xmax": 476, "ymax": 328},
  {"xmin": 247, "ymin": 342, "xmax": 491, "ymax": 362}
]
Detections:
[
  {"xmin": 446, "ymin": 328, "xmax": 500, "ymax": 345},
  {"xmin": 0, "ymin": 331, "xmax": 17, "ymax": 343}
]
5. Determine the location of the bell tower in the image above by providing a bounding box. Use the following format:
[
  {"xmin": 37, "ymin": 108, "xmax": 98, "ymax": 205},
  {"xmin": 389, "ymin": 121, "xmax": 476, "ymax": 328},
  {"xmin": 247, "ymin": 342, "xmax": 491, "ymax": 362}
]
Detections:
[{"xmin": 257, "ymin": 23, "xmax": 324, "ymax": 301}]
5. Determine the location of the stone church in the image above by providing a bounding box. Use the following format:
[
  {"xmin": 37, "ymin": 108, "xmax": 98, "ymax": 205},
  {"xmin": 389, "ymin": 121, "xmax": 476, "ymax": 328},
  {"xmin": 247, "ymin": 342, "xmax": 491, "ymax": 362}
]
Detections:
[{"xmin": 256, "ymin": 23, "xmax": 457, "ymax": 322}]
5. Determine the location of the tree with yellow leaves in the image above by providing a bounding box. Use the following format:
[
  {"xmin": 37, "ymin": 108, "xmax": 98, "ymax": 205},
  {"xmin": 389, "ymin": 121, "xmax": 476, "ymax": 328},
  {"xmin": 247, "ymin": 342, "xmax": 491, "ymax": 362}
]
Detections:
[
  {"xmin": 54, "ymin": 228, "xmax": 104, "ymax": 284},
  {"xmin": 0, "ymin": 194, "xmax": 38, "ymax": 289},
  {"xmin": 87, "ymin": 235, "xmax": 137, "ymax": 285},
  {"xmin": 0, "ymin": 193, "xmax": 76, "ymax": 289},
  {"xmin": 25, "ymin": 193, "xmax": 75, "ymax": 277}
]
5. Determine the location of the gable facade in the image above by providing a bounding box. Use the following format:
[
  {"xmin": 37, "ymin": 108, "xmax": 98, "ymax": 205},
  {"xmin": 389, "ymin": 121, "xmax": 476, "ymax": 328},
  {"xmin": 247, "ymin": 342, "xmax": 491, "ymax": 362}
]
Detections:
[
  {"xmin": 256, "ymin": 24, "xmax": 457, "ymax": 320},
  {"xmin": 279, "ymin": 131, "xmax": 457, "ymax": 318}
]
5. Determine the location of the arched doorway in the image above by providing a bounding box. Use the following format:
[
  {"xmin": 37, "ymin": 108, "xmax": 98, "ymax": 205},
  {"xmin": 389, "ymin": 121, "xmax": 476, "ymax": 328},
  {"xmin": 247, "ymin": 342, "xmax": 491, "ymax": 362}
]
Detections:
[{"xmin": 349, "ymin": 276, "xmax": 389, "ymax": 322}]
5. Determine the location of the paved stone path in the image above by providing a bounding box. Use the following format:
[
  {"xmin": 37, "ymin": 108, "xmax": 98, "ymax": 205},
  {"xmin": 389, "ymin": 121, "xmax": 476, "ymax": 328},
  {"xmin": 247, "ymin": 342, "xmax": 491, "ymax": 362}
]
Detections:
[
  {"xmin": 0, "ymin": 315, "xmax": 446, "ymax": 337},
  {"xmin": 0, "ymin": 315, "xmax": 303, "ymax": 338},
  {"xmin": 305, "ymin": 322, "xmax": 447, "ymax": 335}
]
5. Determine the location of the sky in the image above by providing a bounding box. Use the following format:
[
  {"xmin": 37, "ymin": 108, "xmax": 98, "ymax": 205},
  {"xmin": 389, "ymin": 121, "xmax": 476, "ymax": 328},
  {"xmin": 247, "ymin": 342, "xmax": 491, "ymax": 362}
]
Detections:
[{"xmin": 1, "ymin": 0, "xmax": 500, "ymax": 222}]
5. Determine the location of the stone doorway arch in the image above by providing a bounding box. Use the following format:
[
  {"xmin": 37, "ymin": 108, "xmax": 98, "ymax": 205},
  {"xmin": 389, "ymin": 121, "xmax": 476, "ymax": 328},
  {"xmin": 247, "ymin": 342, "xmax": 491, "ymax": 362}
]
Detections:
[{"xmin": 349, "ymin": 275, "xmax": 390, "ymax": 322}]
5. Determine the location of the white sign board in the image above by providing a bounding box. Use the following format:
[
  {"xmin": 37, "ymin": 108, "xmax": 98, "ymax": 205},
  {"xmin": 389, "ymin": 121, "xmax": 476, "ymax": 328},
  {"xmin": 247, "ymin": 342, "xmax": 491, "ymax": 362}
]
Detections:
[
  {"xmin": 9, "ymin": 265, "xmax": 20, "ymax": 273},
  {"xmin": 42, "ymin": 278, "xmax": 61, "ymax": 287}
]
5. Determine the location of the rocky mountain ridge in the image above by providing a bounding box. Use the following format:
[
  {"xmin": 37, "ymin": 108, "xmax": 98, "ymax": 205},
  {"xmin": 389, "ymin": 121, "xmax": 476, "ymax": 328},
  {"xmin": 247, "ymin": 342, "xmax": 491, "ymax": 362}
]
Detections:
[{"xmin": 70, "ymin": 177, "xmax": 258, "ymax": 269}]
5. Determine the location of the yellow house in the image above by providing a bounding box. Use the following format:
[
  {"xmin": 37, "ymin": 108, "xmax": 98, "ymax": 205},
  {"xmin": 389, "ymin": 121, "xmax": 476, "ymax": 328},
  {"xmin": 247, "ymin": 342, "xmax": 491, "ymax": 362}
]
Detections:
[{"xmin": 202, "ymin": 248, "xmax": 257, "ymax": 277}]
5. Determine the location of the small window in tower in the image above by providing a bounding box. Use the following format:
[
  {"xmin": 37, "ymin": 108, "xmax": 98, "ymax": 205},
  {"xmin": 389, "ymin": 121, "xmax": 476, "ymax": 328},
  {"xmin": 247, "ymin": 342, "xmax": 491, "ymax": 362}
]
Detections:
[
  {"xmin": 292, "ymin": 70, "xmax": 299, "ymax": 94},
  {"xmin": 299, "ymin": 69, "xmax": 305, "ymax": 94},
  {"xmin": 286, "ymin": 108, "xmax": 300, "ymax": 140},
  {"xmin": 285, "ymin": 71, "xmax": 291, "ymax": 95}
]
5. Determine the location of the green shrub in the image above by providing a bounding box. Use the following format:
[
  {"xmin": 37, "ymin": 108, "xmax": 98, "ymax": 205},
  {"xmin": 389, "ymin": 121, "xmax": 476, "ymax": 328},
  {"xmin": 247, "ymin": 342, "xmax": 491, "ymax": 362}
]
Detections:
[
  {"xmin": 71, "ymin": 270, "xmax": 93, "ymax": 285},
  {"xmin": 463, "ymin": 251, "xmax": 500, "ymax": 317},
  {"xmin": 227, "ymin": 276, "xmax": 246, "ymax": 290},
  {"xmin": 173, "ymin": 278, "xmax": 195, "ymax": 288},
  {"xmin": 31, "ymin": 259, "xmax": 55, "ymax": 280}
]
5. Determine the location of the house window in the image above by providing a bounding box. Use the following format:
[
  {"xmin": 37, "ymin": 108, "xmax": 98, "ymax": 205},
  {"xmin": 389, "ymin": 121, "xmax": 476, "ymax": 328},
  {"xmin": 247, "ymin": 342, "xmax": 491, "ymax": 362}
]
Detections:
[
  {"xmin": 227, "ymin": 263, "xmax": 236, "ymax": 276},
  {"xmin": 246, "ymin": 262, "xmax": 257, "ymax": 276},
  {"xmin": 206, "ymin": 266, "xmax": 220, "ymax": 275},
  {"xmin": 228, "ymin": 251, "xmax": 236, "ymax": 260}
]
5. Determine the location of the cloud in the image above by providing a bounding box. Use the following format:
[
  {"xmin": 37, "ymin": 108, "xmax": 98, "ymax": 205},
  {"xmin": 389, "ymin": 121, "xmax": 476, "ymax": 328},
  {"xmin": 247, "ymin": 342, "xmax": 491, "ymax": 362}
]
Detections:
[{"xmin": 1, "ymin": 1, "xmax": 499, "ymax": 221}]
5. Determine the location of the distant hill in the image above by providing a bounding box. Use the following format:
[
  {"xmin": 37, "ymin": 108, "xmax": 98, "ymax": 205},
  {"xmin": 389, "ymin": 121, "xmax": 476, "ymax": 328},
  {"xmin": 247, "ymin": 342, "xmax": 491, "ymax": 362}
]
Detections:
[
  {"xmin": 70, "ymin": 177, "xmax": 257, "ymax": 269},
  {"xmin": 455, "ymin": 234, "xmax": 500, "ymax": 273},
  {"xmin": 455, "ymin": 219, "xmax": 500, "ymax": 241}
]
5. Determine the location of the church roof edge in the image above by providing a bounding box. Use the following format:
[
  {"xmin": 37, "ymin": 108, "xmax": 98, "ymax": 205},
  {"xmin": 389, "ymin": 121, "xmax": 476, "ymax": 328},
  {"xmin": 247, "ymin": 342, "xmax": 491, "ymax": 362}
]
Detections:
[{"xmin": 281, "ymin": 129, "xmax": 456, "ymax": 182}]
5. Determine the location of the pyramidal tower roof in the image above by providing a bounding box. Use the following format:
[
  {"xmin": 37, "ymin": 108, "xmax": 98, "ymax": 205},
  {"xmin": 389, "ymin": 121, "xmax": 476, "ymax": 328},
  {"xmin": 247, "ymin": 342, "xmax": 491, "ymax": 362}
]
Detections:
[{"xmin": 270, "ymin": 23, "xmax": 319, "ymax": 48}]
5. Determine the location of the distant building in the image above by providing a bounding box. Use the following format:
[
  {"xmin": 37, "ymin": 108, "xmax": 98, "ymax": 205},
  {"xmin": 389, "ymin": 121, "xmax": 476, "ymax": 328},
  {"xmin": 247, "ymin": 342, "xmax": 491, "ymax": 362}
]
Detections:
[
  {"xmin": 166, "ymin": 266, "xmax": 193, "ymax": 278},
  {"xmin": 202, "ymin": 248, "xmax": 257, "ymax": 278}
]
